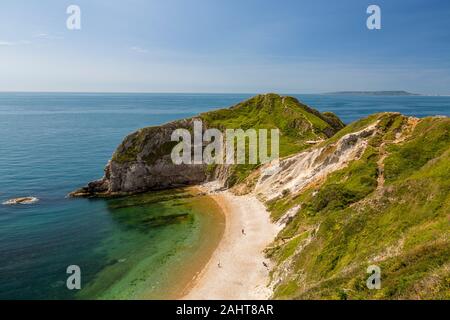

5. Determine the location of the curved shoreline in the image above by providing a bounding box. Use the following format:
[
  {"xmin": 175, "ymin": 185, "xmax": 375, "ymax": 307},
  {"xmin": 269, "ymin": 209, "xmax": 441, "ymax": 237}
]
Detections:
[{"xmin": 182, "ymin": 186, "xmax": 281, "ymax": 300}]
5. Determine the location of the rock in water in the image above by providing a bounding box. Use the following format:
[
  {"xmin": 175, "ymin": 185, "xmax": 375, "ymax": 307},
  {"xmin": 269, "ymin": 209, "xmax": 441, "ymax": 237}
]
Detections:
[{"xmin": 2, "ymin": 197, "xmax": 39, "ymax": 205}]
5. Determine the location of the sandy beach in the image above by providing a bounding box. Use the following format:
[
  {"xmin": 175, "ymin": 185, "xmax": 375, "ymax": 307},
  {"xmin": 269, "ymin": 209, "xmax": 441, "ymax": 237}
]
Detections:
[{"xmin": 182, "ymin": 186, "xmax": 281, "ymax": 300}]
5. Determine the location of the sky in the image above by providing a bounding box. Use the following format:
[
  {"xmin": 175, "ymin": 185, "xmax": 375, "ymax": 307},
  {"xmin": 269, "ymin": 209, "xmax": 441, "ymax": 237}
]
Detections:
[{"xmin": 0, "ymin": 0, "xmax": 450, "ymax": 94}]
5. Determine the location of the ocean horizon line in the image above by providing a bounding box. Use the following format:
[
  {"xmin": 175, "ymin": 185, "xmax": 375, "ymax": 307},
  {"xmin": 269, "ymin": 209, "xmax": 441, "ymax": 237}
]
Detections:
[{"xmin": 2, "ymin": 90, "xmax": 448, "ymax": 96}]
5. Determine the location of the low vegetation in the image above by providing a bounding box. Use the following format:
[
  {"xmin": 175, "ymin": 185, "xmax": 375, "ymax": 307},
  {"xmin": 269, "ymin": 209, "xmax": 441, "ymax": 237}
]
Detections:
[{"xmin": 264, "ymin": 113, "xmax": 450, "ymax": 299}]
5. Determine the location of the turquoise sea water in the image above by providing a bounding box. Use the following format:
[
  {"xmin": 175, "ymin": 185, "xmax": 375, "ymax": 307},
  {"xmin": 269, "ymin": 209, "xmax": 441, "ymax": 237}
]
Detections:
[{"xmin": 0, "ymin": 92, "xmax": 449, "ymax": 299}]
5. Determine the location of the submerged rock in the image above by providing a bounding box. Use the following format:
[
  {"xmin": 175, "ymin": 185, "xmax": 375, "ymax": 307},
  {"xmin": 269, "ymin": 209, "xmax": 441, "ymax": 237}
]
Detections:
[{"xmin": 2, "ymin": 197, "xmax": 39, "ymax": 205}]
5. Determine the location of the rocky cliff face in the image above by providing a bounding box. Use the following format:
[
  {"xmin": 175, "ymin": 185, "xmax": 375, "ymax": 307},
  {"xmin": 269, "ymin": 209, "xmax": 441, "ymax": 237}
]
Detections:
[
  {"xmin": 254, "ymin": 122, "xmax": 378, "ymax": 202},
  {"xmin": 71, "ymin": 93, "xmax": 344, "ymax": 197},
  {"xmin": 70, "ymin": 118, "xmax": 207, "ymax": 197}
]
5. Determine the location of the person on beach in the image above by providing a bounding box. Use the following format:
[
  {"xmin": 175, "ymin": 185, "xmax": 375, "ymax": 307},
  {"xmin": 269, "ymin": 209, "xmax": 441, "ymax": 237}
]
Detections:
[
  {"xmin": 218, "ymin": 261, "xmax": 222, "ymax": 268},
  {"xmin": 242, "ymin": 228, "xmax": 246, "ymax": 235}
]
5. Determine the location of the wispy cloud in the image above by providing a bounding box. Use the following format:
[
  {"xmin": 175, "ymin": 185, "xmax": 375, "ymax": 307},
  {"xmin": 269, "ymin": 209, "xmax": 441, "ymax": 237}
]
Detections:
[
  {"xmin": 0, "ymin": 33, "xmax": 64, "ymax": 47},
  {"xmin": 33, "ymin": 33, "xmax": 64, "ymax": 40},
  {"xmin": 0, "ymin": 40, "xmax": 31, "ymax": 46},
  {"xmin": 130, "ymin": 46, "xmax": 149, "ymax": 54},
  {"xmin": 34, "ymin": 33, "xmax": 49, "ymax": 38}
]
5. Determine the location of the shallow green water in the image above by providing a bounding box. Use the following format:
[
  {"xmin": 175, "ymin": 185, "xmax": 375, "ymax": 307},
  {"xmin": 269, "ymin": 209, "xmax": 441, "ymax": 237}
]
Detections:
[{"xmin": 76, "ymin": 189, "xmax": 223, "ymax": 300}]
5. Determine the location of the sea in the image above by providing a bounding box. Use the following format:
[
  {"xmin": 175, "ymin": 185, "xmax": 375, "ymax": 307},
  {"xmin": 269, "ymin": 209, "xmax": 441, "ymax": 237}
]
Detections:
[{"xmin": 0, "ymin": 92, "xmax": 449, "ymax": 299}]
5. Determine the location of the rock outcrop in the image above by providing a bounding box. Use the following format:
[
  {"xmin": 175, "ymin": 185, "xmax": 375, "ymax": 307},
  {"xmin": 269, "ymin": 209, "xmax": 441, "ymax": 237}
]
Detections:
[
  {"xmin": 71, "ymin": 94, "xmax": 344, "ymax": 197},
  {"xmin": 71, "ymin": 119, "xmax": 207, "ymax": 197}
]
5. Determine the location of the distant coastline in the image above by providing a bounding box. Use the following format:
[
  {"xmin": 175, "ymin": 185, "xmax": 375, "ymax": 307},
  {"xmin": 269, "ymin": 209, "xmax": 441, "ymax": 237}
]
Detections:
[{"xmin": 323, "ymin": 90, "xmax": 421, "ymax": 96}]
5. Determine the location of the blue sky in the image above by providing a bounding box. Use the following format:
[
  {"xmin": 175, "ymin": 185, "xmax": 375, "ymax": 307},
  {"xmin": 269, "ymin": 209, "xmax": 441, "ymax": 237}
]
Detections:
[{"xmin": 1, "ymin": 0, "xmax": 449, "ymax": 94}]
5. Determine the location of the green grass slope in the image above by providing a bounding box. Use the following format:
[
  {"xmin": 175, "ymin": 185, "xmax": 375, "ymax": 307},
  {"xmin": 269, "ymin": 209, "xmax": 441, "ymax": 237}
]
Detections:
[
  {"xmin": 200, "ymin": 93, "xmax": 344, "ymax": 185},
  {"xmin": 266, "ymin": 113, "xmax": 450, "ymax": 300},
  {"xmin": 201, "ymin": 94, "xmax": 344, "ymax": 157}
]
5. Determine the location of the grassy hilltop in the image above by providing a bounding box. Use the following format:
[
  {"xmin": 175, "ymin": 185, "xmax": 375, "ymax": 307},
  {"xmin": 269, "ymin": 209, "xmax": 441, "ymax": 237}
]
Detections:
[
  {"xmin": 200, "ymin": 94, "xmax": 344, "ymax": 185},
  {"xmin": 106, "ymin": 93, "xmax": 344, "ymax": 190}
]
